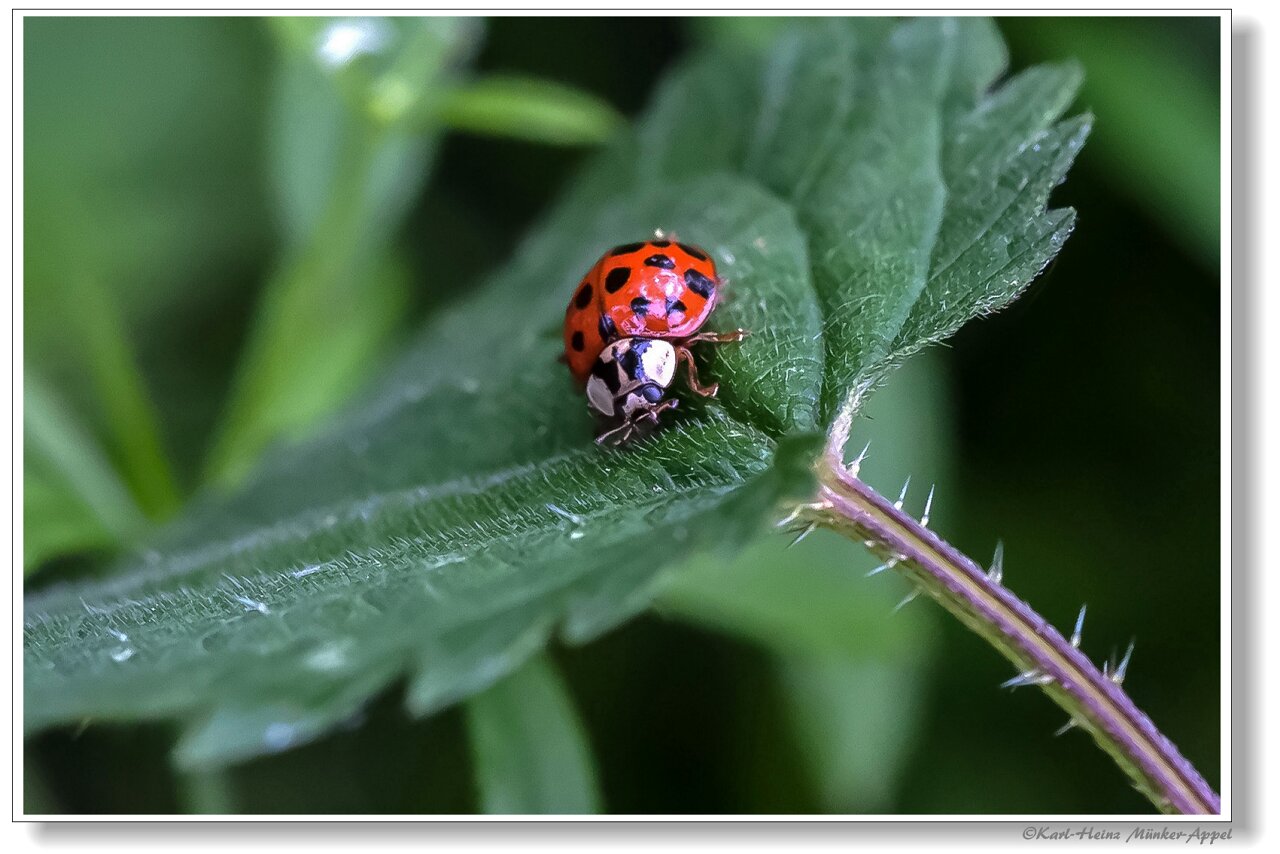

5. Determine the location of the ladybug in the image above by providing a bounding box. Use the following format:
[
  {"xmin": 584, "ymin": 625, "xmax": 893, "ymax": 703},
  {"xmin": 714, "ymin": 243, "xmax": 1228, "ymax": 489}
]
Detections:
[{"xmin": 563, "ymin": 238, "xmax": 747, "ymax": 445}]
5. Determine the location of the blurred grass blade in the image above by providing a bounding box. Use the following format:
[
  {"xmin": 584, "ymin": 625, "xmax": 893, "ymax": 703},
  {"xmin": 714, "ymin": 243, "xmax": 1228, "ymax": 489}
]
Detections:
[
  {"xmin": 205, "ymin": 18, "xmax": 481, "ymax": 486},
  {"xmin": 24, "ymin": 375, "xmax": 146, "ymax": 572},
  {"xmin": 438, "ymin": 74, "xmax": 624, "ymax": 145},
  {"xmin": 205, "ymin": 243, "xmax": 412, "ymax": 487},
  {"xmin": 1008, "ymin": 17, "xmax": 1219, "ymax": 265},
  {"xmin": 465, "ymin": 656, "xmax": 601, "ymax": 814},
  {"xmin": 22, "ymin": 199, "xmax": 182, "ymax": 521},
  {"xmin": 68, "ymin": 274, "xmax": 182, "ymax": 518}
]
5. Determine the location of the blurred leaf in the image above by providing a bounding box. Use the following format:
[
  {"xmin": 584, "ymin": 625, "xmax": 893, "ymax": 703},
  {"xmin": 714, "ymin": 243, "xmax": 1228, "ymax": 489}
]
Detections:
[
  {"xmin": 205, "ymin": 17, "xmax": 482, "ymax": 485},
  {"xmin": 25, "ymin": 18, "xmax": 1085, "ymax": 769},
  {"xmin": 1007, "ymin": 17, "xmax": 1219, "ymax": 266},
  {"xmin": 23, "ymin": 17, "xmax": 272, "ymax": 340},
  {"xmin": 438, "ymin": 74, "xmax": 624, "ymax": 145},
  {"xmin": 23, "ymin": 18, "xmax": 270, "ymax": 514},
  {"xmin": 23, "ymin": 760, "xmax": 59, "ymax": 816},
  {"xmin": 780, "ymin": 657, "xmax": 928, "ymax": 812},
  {"xmin": 686, "ymin": 16, "xmax": 795, "ymax": 50},
  {"xmin": 24, "ymin": 377, "xmax": 146, "ymax": 573},
  {"xmin": 465, "ymin": 655, "xmax": 601, "ymax": 814},
  {"xmin": 176, "ymin": 768, "xmax": 238, "ymax": 815}
]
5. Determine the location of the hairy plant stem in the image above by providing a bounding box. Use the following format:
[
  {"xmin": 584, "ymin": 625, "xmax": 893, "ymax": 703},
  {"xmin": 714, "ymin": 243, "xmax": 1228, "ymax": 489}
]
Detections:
[{"xmin": 804, "ymin": 443, "xmax": 1220, "ymax": 815}]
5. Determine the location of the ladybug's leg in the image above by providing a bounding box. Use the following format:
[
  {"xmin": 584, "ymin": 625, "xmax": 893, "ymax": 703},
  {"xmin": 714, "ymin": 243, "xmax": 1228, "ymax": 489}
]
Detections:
[
  {"xmin": 641, "ymin": 398, "xmax": 679, "ymax": 424},
  {"xmin": 674, "ymin": 346, "xmax": 719, "ymax": 399},
  {"xmin": 595, "ymin": 399, "xmax": 678, "ymax": 446},
  {"xmin": 595, "ymin": 421, "xmax": 635, "ymax": 446}
]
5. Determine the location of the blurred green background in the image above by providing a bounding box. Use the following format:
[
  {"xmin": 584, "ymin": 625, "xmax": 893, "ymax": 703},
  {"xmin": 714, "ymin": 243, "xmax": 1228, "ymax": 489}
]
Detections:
[{"xmin": 23, "ymin": 16, "xmax": 1220, "ymax": 814}]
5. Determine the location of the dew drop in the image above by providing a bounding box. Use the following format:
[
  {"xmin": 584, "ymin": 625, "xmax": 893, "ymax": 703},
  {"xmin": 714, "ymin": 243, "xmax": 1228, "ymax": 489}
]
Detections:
[
  {"xmin": 304, "ymin": 641, "xmax": 350, "ymax": 672},
  {"xmin": 263, "ymin": 722, "xmax": 296, "ymax": 752},
  {"xmin": 315, "ymin": 17, "xmax": 391, "ymax": 69}
]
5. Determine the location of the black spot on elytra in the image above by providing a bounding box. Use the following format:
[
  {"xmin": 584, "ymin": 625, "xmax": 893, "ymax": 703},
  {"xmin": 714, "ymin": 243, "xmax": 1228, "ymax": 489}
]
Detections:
[
  {"xmin": 605, "ymin": 267, "xmax": 631, "ymax": 293},
  {"xmin": 678, "ymin": 242, "xmax": 708, "ymax": 261},
  {"xmin": 598, "ymin": 314, "xmax": 618, "ymax": 342},
  {"xmin": 665, "ymin": 297, "xmax": 687, "ymax": 315},
  {"xmin": 630, "ymin": 297, "xmax": 649, "ymax": 316},
  {"xmin": 644, "ymin": 254, "xmax": 676, "ymax": 269},
  {"xmin": 571, "ymin": 331, "xmax": 585, "ymax": 351},
  {"xmin": 610, "ymin": 242, "xmax": 644, "ymax": 256},
  {"xmin": 650, "ymin": 239, "xmax": 670, "ymax": 248},
  {"xmin": 684, "ymin": 269, "xmax": 715, "ymax": 299},
  {"xmin": 574, "ymin": 283, "xmax": 593, "ymax": 309}
]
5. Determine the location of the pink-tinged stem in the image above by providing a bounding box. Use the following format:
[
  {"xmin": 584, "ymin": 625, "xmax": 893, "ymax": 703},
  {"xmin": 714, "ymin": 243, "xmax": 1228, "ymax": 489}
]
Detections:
[{"xmin": 813, "ymin": 457, "xmax": 1220, "ymax": 815}]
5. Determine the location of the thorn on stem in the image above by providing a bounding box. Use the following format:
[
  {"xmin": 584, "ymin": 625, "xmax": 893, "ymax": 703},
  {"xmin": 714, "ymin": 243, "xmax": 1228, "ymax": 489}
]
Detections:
[
  {"xmin": 1070, "ymin": 604, "xmax": 1087, "ymax": 649},
  {"xmin": 788, "ymin": 521, "xmax": 818, "ymax": 548},
  {"xmin": 894, "ymin": 475, "xmax": 912, "ymax": 510},
  {"xmin": 920, "ymin": 484, "xmax": 936, "ymax": 528},
  {"xmin": 892, "ymin": 587, "xmax": 920, "ymax": 613},
  {"xmin": 1001, "ymin": 669, "xmax": 1053, "ymax": 690},
  {"xmin": 987, "ymin": 540, "xmax": 1005, "ymax": 584},
  {"xmin": 866, "ymin": 557, "xmax": 899, "ymax": 577},
  {"xmin": 848, "ymin": 441, "xmax": 871, "ymax": 478},
  {"xmin": 1112, "ymin": 639, "xmax": 1135, "ymax": 685},
  {"xmin": 775, "ymin": 499, "xmax": 831, "ymax": 530},
  {"xmin": 775, "ymin": 505, "xmax": 803, "ymax": 529},
  {"xmin": 1054, "ymin": 718, "xmax": 1079, "ymax": 737}
]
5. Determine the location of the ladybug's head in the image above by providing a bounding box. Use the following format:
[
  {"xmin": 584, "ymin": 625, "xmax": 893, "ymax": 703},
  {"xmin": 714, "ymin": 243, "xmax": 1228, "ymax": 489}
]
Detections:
[{"xmin": 586, "ymin": 338, "xmax": 678, "ymax": 442}]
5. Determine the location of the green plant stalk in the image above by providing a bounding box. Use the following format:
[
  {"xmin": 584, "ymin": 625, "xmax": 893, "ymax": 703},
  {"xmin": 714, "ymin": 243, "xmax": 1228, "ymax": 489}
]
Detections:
[
  {"xmin": 204, "ymin": 120, "xmax": 386, "ymax": 486},
  {"xmin": 802, "ymin": 420, "xmax": 1220, "ymax": 814}
]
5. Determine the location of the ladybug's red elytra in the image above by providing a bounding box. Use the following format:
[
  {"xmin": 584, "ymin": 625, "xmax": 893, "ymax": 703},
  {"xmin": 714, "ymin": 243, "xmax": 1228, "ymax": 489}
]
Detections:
[{"xmin": 562, "ymin": 238, "xmax": 748, "ymax": 445}]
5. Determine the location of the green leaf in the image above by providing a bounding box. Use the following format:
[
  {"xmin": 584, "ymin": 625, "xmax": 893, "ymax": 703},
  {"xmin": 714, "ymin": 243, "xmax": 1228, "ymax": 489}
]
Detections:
[
  {"xmin": 465, "ymin": 655, "xmax": 601, "ymax": 814},
  {"xmin": 24, "ymin": 377, "xmax": 146, "ymax": 573},
  {"xmin": 25, "ymin": 18, "xmax": 1086, "ymax": 769},
  {"xmin": 438, "ymin": 74, "xmax": 624, "ymax": 145}
]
